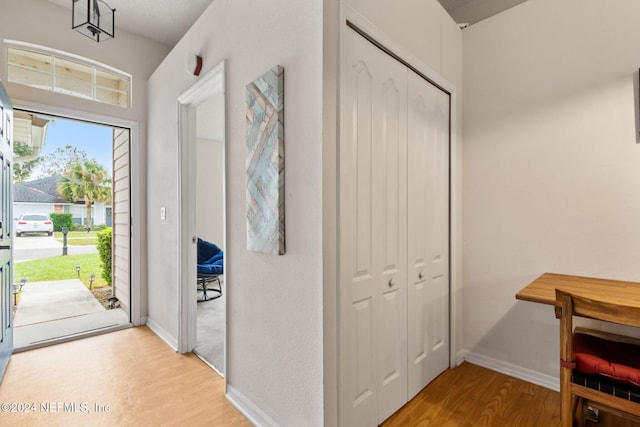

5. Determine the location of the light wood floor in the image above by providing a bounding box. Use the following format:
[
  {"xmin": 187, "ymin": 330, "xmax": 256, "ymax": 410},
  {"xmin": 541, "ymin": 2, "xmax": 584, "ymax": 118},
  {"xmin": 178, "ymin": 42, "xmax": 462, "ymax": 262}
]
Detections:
[
  {"xmin": 1, "ymin": 328, "xmax": 635, "ymax": 427},
  {"xmin": 0, "ymin": 326, "xmax": 251, "ymax": 427},
  {"xmin": 382, "ymin": 362, "xmax": 561, "ymax": 427},
  {"xmin": 383, "ymin": 362, "xmax": 639, "ymax": 427}
]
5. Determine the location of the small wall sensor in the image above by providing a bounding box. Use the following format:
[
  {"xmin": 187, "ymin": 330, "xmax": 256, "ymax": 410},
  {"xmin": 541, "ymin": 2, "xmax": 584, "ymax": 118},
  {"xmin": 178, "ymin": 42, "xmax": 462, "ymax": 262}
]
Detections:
[{"xmin": 187, "ymin": 53, "xmax": 203, "ymax": 76}]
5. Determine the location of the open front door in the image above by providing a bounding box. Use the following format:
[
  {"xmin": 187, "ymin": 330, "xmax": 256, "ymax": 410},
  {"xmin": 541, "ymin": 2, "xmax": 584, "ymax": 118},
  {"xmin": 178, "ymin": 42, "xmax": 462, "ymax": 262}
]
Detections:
[
  {"xmin": 112, "ymin": 128, "xmax": 130, "ymax": 315},
  {"xmin": 0, "ymin": 82, "xmax": 14, "ymax": 382}
]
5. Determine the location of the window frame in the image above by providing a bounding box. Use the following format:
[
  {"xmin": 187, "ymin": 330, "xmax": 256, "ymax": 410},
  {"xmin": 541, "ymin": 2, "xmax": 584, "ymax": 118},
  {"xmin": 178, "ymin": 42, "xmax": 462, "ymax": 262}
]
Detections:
[{"xmin": 4, "ymin": 40, "xmax": 132, "ymax": 108}]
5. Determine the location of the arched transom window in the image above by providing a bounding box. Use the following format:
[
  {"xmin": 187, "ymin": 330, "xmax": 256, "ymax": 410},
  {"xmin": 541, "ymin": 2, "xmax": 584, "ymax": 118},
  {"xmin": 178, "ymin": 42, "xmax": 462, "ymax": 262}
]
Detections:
[{"xmin": 5, "ymin": 41, "xmax": 131, "ymax": 108}]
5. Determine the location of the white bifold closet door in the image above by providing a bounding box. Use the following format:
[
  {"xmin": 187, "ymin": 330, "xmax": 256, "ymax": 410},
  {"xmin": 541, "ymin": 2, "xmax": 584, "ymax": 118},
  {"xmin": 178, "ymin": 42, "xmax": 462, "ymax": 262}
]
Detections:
[
  {"xmin": 406, "ymin": 70, "xmax": 450, "ymax": 400},
  {"xmin": 340, "ymin": 25, "xmax": 450, "ymax": 427},
  {"xmin": 341, "ymin": 25, "xmax": 409, "ymax": 426}
]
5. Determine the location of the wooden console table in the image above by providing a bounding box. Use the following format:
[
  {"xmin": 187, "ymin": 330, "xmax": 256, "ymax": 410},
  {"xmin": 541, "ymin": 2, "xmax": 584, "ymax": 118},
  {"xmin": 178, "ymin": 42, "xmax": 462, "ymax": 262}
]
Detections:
[{"xmin": 516, "ymin": 273, "xmax": 640, "ymax": 326}]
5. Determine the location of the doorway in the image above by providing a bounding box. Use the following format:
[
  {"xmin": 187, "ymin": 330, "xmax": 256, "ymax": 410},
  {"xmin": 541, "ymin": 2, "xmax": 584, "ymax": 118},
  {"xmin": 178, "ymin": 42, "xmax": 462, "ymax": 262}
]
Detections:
[
  {"xmin": 177, "ymin": 62, "xmax": 226, "ymax": 375},
  {"xmin": 11, "ymin": 111, "xmax": 131, "ymax": 350},
  {"xmin": 193, "ymin": 93, "xmax": 225, "ymax": 374}
]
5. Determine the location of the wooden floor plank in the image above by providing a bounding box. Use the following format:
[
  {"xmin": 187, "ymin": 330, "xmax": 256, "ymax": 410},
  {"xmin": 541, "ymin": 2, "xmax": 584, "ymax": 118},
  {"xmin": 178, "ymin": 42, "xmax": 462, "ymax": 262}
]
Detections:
[
  {"xmin": 383, "ymin": 363, "xmax": 639, "ymax": 427},
  {"xmin": 2, "ymin": 329, "xmax": 636, "ymax": 426},
  {"xmin": 382, "ymin": 362, "xmax": 560, "ymax": 427},
  {"xmin": 0, "ymin": 326, "xmax": 250, "ymax": 427}
]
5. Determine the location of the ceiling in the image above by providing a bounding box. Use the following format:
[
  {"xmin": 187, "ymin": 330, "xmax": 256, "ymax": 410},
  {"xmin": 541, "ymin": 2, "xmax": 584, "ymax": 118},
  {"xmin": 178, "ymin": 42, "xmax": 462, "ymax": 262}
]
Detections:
[
  {"xmin": 45, "ymin": 0, "xmax": 525, "ymax": 48},
  {"xmin": 46, "ymin": 0, "xmax": 214, "ymax": 47},
  {"xmin": 438, "ymin": 0, "xmax": 528, "ymax": 26}
]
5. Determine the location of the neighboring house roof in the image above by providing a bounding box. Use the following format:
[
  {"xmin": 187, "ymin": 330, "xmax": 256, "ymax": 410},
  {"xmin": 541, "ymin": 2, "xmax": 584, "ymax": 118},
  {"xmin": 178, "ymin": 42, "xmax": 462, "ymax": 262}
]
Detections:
[{"xmin": 14, "ymin": 175, "xmax": 68, "ymax": 204}]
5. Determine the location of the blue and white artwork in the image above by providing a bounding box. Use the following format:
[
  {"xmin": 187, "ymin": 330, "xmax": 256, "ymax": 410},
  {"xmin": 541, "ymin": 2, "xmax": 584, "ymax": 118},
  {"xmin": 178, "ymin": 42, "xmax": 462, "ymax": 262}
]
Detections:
[{"xmin": 246, "ymin": 65, "xmax": 285, "ymax": 255}]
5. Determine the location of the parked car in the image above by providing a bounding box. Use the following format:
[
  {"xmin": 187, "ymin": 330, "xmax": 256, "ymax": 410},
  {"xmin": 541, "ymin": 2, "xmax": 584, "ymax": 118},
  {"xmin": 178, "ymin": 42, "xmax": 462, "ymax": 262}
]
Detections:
[{"xmin": 15, "ymin": 213, "xmax": 54, "ymax": 237}]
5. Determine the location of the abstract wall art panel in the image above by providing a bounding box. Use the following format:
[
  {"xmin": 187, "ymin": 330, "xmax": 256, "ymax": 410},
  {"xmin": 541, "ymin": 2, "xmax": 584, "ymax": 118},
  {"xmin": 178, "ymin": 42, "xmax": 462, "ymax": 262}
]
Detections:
[{"xmin": 245, "ymin": 65, "xmax": 285, "ymax": 255}]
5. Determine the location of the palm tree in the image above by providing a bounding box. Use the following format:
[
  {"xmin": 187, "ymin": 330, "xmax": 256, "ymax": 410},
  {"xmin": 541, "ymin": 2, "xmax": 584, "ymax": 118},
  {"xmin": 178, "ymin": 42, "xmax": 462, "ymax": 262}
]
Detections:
[{"xmin": 58, "ymin": 160, "xmax": 112, "ymax": 227}]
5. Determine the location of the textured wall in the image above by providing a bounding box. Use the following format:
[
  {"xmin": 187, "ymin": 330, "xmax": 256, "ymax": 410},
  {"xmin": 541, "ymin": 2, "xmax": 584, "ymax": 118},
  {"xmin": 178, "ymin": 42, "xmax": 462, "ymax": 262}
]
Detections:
[
  {"xmin": 0, "ymin": 0, "xmax": 170, "ymax": 324},
  {"xmin": 463, "ymin": 0, "xmax": 640, "ymax": 382},
  {"xmin": 146, "ymin": 0, "xmax": 324, "ymax": 425}
]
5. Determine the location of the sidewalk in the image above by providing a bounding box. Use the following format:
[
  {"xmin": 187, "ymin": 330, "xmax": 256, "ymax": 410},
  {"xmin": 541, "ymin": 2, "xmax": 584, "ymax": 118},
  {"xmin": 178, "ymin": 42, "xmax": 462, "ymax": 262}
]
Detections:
[
  {"xmin": 14, "ymin": 279, "xmax": 105, "ymax": 327},
  {"xmin": 13, "ymin": 279, "xmax": 128, "ymax": 350},
  {"xmin": 14, "ymin": 245, "xmax": 98, "ymax": 262},
  {"xmin": 14, "ymin": 235, "xmax": 97, "ymax": 262}
]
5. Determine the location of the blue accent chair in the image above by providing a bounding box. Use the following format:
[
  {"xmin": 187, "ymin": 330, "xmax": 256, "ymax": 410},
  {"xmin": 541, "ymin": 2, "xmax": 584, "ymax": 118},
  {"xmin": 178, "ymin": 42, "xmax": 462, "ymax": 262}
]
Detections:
[{"xmin": 197, "ymin": 238, "xmax": 223, "ymax": 301}]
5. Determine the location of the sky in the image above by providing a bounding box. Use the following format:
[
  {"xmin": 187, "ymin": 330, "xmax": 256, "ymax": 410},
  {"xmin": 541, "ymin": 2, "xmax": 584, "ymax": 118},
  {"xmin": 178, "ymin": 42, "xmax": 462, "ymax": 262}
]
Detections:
[{"xmin": 32, "ymin": 116, "xmax": 113, "ymax": 177}]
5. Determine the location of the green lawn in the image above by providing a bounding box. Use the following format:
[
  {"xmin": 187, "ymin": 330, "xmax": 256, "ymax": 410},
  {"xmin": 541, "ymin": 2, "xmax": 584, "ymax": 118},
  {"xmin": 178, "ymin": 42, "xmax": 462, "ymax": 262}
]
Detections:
[
  {"xmin": 15, "ymin": 253, "xmax": 109, "ymax": 288},
  {"xmin": 54, "ymin": 231, "xmax": 98, "ymax": 246}
]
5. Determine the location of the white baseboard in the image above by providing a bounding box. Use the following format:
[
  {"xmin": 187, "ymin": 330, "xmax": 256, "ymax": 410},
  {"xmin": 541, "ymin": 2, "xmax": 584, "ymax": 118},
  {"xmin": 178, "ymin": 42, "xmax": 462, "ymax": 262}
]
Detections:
[
  {"xmin": 145, "ymin": 317, "xmax": 178, "ymax": 351},
  {"xmin": 463, "ymin": 351, "xmax": 559, "ymax": 392},
  {"xmin": 227, "ymin": 385, "xmax": 278, "ymax": 427},
  {"xmin": 137, "ymin": 315, "xmax": 148, "ymax": 327}
]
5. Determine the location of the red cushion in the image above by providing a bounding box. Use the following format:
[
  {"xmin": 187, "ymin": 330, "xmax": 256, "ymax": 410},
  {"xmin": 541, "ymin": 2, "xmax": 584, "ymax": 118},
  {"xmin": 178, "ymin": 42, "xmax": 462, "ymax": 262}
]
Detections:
[{"xmin": 573, "ymin": 332, "xmax": 640, "ymax": 387}]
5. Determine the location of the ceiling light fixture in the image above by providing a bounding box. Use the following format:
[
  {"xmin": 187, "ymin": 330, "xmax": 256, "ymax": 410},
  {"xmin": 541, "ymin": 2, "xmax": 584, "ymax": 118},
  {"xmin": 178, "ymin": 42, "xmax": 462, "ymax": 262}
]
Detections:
[{"xmin": 72, "ymin": 0, "xmax": 116, "ymax": 42}]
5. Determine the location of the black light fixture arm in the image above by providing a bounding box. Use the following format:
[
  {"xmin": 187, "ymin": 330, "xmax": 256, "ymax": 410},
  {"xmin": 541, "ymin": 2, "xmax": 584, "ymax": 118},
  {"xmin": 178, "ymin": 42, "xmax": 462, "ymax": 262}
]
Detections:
[{"xmin": 72, "ymin": 0, "xmax": 116, "ymax": 43}]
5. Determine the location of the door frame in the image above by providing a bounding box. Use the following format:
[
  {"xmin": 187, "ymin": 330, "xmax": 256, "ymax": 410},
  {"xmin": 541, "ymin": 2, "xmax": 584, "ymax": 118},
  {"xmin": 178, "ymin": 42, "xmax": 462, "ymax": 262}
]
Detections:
[
  {"xmin": 334, "ymin": 5, "xmax": 462, "ymax": 425},
  {"xmin": 176, "ymin": 61, "xmax": 226, "ymax": 354},
  {"xmin": 10, "ymin": 99, "xmax": 141, "ymax": 324}
]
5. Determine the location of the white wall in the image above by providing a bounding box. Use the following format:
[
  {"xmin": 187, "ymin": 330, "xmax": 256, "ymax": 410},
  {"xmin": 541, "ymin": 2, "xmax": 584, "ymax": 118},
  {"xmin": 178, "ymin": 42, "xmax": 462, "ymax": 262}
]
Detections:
[
  {"xmin": 0, "ymin": 0, "xmax": 170, "ymax": 324},
  {"xmin": 69, "ymin": 202, "xmax": 107, "ymax": 226},
  {"xmin": 463, "ymin": 0, "xmax": 640, "ymax": 383},
  {"xmin": 146, "ymin": 0, "xmax": 323, "ymax": 425},
  {"xmin": 0, "ymin": 0, "xmax": 167, "ymax": 128},
  {"xmin": 14, "ymin": 203, "xmax": 55, "ymax": 218},
  {"xmin": 195, "ymin": 137, "xmax": 223, "ymax": 247},
  {"xmin": 322, "ymin": 1, "xmax": 463, "ymax": 424},
  {"xmin": 344, "ymin": 0, "xmax": 463, "ymax": 86},
  {"xmin": 195, "ymin": 93, "xmax": 224, "ymax": 248}
]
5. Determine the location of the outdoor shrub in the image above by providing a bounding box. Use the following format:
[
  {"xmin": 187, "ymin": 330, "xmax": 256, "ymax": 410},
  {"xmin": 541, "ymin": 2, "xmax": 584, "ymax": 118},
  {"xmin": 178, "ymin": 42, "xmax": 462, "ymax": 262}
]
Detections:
[
  {"xmin": 96, "ymin": 227, "xmax": 112, "ymax": 285},
  {"xmin": 49, "ymin": 213, "xmax": 73, "ymax": 231}
]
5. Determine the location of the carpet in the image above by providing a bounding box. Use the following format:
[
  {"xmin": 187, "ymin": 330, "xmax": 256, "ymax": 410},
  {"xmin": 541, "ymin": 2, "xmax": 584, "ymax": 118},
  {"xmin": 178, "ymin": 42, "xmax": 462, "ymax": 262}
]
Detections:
[{"xmin": 196, "ymin": 284, "xmax": 225, "ymax": 375}]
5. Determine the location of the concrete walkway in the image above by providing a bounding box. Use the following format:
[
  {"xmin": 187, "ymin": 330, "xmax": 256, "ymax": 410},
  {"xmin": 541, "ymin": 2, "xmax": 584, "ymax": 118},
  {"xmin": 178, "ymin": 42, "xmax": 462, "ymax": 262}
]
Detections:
[
  {"xmin": 13, "ymin": 279, "xmax": 129, "ymax": 350},
  {"xmin": 14, "ymin": 279, "xmax": 105, "ymax": 327}
]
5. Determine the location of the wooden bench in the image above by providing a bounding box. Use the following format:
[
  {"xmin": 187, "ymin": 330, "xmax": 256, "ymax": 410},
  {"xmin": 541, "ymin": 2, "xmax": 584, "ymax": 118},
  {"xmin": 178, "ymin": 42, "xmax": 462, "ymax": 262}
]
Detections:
[{"xmin": 556, "ymin": 290, "xmax": 640, "ymax": 426}]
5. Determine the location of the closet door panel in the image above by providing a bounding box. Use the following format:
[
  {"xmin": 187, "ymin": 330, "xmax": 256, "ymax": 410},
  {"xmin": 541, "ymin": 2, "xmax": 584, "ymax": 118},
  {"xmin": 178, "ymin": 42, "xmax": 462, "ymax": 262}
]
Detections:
[
  {"xmin": 425, "ymin": 87, "xmax": 450, "ymax": 384},
  {"xmin": 406, "ymin": 89, "xmax": 430, "ymax": 400},
  {"xmin": 341, "ymin": 29, "xmax": 377, "ymax": 426},
  {"xmin": 375, "ymin": 63, "xmax": 408, "ymax": 425},
  {"xmin": 406, "ymin": 71, "xmax": 450, "ymax": 399},
  {"xmin": 341, "ymin": 26, "xmax": 408, "ymax": 427}
]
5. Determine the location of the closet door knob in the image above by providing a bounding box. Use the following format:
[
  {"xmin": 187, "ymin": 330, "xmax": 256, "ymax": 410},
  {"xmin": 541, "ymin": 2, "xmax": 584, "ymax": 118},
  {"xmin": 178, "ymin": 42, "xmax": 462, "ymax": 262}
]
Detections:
[
  {"xmin": 418, "ymin": 272, "xmax": 423, "ymax": 280},
  {"xmin": 388, "ymin": 279, "xmax": 394, "ymax": 288}
]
